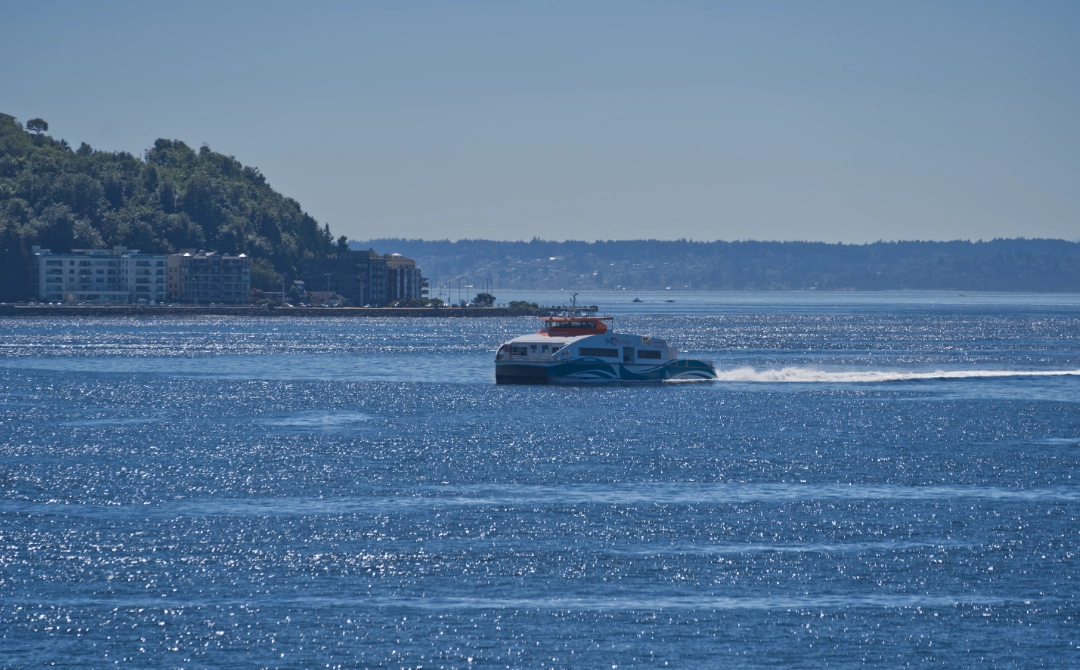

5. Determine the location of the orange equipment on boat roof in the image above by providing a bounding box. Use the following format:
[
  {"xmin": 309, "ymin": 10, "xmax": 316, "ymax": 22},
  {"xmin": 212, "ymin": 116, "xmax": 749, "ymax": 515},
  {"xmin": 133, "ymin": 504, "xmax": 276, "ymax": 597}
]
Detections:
[{"xmin": 538, "ymin": 316, "xmax": 612, "ymax": 336}]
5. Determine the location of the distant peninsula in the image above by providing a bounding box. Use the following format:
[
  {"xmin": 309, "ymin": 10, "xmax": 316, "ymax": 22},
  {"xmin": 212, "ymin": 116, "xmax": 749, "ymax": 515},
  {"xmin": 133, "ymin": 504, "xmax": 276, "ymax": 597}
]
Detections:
[
  {"xmin": 6, "ymin": 114, "xmax": 1078, "ymax": 302},
  {"xmin": 0, "ymin": 115, "xmax": 340, "ymax": 302},
  {"xmin": 354, "ymin": 238, "xmax": 1080, "ymax": 292}
]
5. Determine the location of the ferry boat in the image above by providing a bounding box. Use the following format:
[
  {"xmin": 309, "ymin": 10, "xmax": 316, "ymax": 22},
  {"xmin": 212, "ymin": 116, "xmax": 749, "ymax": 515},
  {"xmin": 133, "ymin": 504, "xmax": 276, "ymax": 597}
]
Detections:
[{"xmin": 495, "ymin": 295, "xmax": 717, "ymax": 384}]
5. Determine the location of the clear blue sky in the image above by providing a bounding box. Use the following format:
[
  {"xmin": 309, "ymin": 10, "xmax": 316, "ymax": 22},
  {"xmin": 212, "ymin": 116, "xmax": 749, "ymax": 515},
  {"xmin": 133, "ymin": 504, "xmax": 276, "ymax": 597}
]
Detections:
[{"xmin": 3, "ymin": 1, "xmax": 1078, "ymax": 243}]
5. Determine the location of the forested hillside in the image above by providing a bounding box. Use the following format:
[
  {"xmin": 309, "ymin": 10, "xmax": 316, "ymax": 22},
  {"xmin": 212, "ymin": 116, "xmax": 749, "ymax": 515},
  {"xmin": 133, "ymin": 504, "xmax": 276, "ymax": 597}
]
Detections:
[
  {"xmin": 0, "ymin": 115, "xmax": 340, "ymax": 300},
  {"xmin": 356, "ymin": 238, "xmax": 1080, "ymax": 291}
]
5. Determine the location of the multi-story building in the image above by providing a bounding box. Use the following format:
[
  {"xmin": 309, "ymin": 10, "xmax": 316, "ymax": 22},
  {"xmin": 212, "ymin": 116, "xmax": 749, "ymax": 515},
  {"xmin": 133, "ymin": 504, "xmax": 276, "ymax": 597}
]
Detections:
[
  {"xmin": 302, "ymin": 249, "xmax": 386, "ymax": 306},
  {"xmin": 31, "ymin": 246, "xmax": 167, "ymax": 304},
  {"xmin": 385, "ymin": 253, "xmax": 429, "ymax": 303},
  {"xmin": 166, "ymin": 251, "xmax": 251, "ymax": 304},
  {"xmin": 302, "ymin": 249, "xmax": 427, "ymax": 306}
]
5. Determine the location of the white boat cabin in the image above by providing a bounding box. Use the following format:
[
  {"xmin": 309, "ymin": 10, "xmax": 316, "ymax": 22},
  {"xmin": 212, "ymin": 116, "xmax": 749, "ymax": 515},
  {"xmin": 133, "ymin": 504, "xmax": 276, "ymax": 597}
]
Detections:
[{"xmin": 496, "ymin": 316, "xmax": 677, "ymax": 364}]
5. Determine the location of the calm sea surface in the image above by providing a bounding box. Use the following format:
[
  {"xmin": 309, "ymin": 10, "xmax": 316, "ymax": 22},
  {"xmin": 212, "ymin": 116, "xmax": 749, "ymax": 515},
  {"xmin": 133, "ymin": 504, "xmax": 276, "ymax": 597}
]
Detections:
[{"xmin": 1, "ymin": 291, "xmax": 1078, "ymax": 667}]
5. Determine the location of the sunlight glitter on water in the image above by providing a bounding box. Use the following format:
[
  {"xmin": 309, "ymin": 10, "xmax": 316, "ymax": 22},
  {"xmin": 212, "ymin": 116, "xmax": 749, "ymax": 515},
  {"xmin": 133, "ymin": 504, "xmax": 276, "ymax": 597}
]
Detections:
[{"xmin": 1, "ymin": 295, "xmax": 1079, "ymax": 666}]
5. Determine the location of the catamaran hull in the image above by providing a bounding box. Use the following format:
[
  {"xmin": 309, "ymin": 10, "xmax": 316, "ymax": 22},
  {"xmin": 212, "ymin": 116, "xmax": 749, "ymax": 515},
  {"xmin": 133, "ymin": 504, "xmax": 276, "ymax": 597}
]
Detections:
[
  {"xmin": 494, "ymin": 363, "xmax": 552, "ymax": 384},
  {"xmin": 496, "ymin": 359, "xmax": 716, "ymax": 384}
]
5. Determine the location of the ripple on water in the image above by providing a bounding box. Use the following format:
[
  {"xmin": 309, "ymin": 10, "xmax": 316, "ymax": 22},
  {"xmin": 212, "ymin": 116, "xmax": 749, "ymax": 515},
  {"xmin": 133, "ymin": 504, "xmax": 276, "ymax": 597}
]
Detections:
[{"xmin": 2, "ymin": 302, "xmax": 1079, "ymax": 666}]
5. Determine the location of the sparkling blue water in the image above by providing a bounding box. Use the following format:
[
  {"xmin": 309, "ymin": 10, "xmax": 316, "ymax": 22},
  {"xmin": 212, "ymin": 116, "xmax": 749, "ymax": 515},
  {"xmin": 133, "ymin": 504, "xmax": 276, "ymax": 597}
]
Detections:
[{"xmin": 1, "ymin": 292, "xmax": 1078, "ymax": 667}]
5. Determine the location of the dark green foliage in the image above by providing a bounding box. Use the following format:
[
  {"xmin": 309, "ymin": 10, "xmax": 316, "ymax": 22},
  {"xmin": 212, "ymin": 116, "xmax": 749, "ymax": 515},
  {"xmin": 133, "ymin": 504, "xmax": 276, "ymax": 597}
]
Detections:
[
  {"xmin": 358, "ymin": 238, "xmax": 1080, "ymax": 291},
  {"xmin": 390, "ymin": 297, "xmax": 442, "ymax": 307},
  {"xmin": 0, "ymin": 223, "xmax": 31, "ymax": 301},
  {"xmin": 473, "ymin": 292, "xmax": 495, "ymax": 306},
  {"xmin": 249, "ymin": 257, "xmax": 282, "ymax": 291},
  {"xmin": 0, "ymin": 117, "xmax": 336, "ymax": 300}
]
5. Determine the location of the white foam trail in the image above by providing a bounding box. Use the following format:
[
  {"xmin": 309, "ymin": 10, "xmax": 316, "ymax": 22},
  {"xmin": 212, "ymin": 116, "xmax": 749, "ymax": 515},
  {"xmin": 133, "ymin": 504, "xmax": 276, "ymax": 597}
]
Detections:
[{"xmin": 713, "ymin": 367, "xmax": 1080, "ymax": 383}]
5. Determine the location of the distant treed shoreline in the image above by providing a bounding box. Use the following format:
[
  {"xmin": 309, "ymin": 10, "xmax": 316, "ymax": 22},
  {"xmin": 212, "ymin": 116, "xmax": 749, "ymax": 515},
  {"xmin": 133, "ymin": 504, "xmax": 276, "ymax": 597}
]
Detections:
[
  {"xmin": 6, "ymin": 111, "xmax": 1076, "ymax": 299},
  {"xmin": 353, "ymin": 238, "xmax": 1080, "ymax": 292}
]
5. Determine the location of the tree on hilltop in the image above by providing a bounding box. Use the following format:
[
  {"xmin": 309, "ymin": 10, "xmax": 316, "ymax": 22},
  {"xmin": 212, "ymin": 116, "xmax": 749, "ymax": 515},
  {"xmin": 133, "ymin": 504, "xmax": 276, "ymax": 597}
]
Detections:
[{"xmin": 0, "ymin": 118, "xmax": 341, "ymax": 301}]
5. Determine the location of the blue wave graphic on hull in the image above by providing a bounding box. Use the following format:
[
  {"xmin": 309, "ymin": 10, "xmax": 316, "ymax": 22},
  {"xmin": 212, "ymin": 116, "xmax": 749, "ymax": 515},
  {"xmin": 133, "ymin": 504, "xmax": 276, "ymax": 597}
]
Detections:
[{"xmin": 540, "ymin": 359, "xmax": 717, "ymax": 383}]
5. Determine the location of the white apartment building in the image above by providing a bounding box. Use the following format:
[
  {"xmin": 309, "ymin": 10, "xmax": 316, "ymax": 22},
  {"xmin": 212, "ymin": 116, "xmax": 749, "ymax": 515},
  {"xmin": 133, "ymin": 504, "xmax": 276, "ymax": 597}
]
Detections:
[{"xmin": 32, "ymin": 246, "xmax": 167, "ymax": 304}]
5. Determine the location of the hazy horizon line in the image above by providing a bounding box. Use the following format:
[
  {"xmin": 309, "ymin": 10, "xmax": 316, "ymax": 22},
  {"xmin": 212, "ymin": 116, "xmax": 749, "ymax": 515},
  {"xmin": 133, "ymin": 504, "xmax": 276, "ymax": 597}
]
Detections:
[{"xmin": 351, "ymin": 236, "xmax": 1080, "ymax": 245}]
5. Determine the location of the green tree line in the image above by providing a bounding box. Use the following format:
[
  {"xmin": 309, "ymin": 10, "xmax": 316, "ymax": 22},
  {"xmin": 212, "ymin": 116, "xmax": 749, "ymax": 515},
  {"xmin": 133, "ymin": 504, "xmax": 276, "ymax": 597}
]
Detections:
[{"xmin": 0, "ymin": 115, "xmax": 340, "ymax": 300}]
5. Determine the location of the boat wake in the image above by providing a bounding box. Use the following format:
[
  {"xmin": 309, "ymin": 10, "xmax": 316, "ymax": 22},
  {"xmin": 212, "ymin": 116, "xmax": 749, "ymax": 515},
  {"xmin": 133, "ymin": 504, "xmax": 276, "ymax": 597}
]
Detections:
[{"xmin": 712, "ymin": 367, "xmax": 1080, "ymax": 383}]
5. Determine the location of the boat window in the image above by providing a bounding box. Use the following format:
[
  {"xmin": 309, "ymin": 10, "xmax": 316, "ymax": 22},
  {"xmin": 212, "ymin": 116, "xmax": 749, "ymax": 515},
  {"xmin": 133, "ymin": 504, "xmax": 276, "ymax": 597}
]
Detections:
[
  {"xmin": 579, "ymin": 347, "xmax": 618, "ymax": 358},
  {"xmin": 548, "ymin": 320, "xmax": 595, "ymax": 329},
  {"xmin": 530, "ymin": 344, "xmax": 537, "ymax": 351},
  {"xmin": 638, "ymin": 350, "xmax": 662, "ymax": 359}
]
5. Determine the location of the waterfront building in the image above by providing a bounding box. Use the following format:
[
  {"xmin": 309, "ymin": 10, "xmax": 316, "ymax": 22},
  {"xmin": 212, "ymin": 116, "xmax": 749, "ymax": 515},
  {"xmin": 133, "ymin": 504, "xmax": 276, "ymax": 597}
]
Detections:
[
  {"xmin": 302, "ymin": 249, "xmax": 427, "ymax": 306},
  {"xmin": 166, "ymin": 251, "xmax": 251, "ymax": 304},
  {"xmin": 302, "ymin": 249, "xmax": 385, "ymax": 306},
  {"xmin": 385, "ymin": 253, "xmax": 428, "ymax": 303},
  {"xmin": 306, "ymin": 291, "xmax": 348, "ymax": 307},
  {"xmin": 32, "ymin": 246, "xmax": 167, "ymax": 304},
  {"xmin": 291, "ymin": 280, "xmax": 307, "ymax": 301}
]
